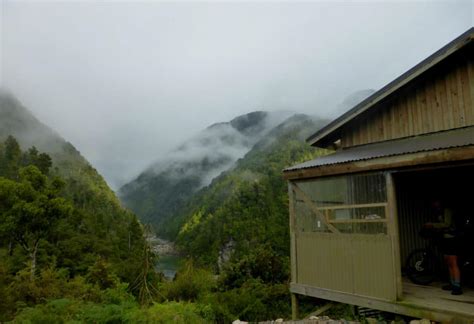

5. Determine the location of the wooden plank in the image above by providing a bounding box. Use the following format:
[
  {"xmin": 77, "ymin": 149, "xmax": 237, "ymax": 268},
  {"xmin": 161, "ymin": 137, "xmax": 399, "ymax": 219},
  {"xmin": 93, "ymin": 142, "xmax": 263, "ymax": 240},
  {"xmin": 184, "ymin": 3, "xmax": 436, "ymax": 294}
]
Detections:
[
  {"xmin": 351, "ymin": 126, "xmax": 359, "ymax": 147},
  {"xmin": 386, "ymin": 172, "xmax": 403, "ymax": 301},
  {"xmin": 444, "ymin": 67, "xmax": 456, "ymax": 129},
  {"xmin": 456, "ymin": 63, "xmax": 467, "ymax": 125},
  {"xmin": 283, "ymin": 146, "xmax": 474, "ymax": 180},
  {"xmin": 361, "ymin": 119, "xmax": 369, "ymax": 145},
  {"xmin": 403, "ymin": 280, "xmax": 474, "ymax": 315},
  {"xmin": 342, "ymin": 129, "xmax": 352, "ymax": 148},
  {"xmin": 401, "ymin": 95, "xmax": 410, "ymax": 137},
  {"xmin": 293, "ymin": 202, "xmax": 388, "ymax": 211},
  {"xmin": 467, "ymin": 58, "xmax": 474, "ymax": 126},
  {"xmin": 449, "ymin": 63, "xmax": 463, "ymax": 127},
  {"xmin": 356, "ymin": 123, "xmax": 364, "ymax": 147},
  {"xmin": 291, "ymin": 183, "xmax": 340, "ymax": 233},
  {"xmin": 382, "ymin": 103, "xmax": 391, "ymax": 141},
  {"xmin": 436, "ymin": 73, "xmax": 450, "ymax": 130},
  {"xmin": 419, "ymin": 83, "xmax": 431, "ymax": 134},
  {"xmin": 329, "ymin": 219, "xmax": 387, "ymax": 224},
  {"xmin": 376, "ymin": 109, "xmax": 385, "ymax": 142},
  {"xmin": 365, "ymin": 116, "xmax": 374, "ymax": 144},
  {"xmin": 406, "ymin": 94, "xmax": 414, "ymax": 136},
  {"xmin": 460, "ymin": 60, "xmax": 473, "ymax": 125},
  {"xmin": 433, "ymin": 75, "xmax": 445, "ymax": 130},
  {"xmin": 413, "ymin": 88, "xmax": 423, "ymax": 136},
  {"xmin": 425, "ymin": 78, "xmax": 439, "ymax": 132},
  {"xmin": 390, "ymin": 100, "xmax": 398, "ymax": 140}
]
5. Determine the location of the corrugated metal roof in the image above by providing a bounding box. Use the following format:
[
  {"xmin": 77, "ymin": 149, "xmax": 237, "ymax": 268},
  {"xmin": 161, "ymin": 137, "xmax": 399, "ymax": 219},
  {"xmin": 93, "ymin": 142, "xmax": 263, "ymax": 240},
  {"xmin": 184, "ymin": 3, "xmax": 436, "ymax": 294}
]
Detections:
[
  {"xmin": 307, "ymin": 27, "xmax": 474, "ymax": 147},
  {"xmin": 285, "ymin": 126, "xmax": 474, "ymax": 172}
]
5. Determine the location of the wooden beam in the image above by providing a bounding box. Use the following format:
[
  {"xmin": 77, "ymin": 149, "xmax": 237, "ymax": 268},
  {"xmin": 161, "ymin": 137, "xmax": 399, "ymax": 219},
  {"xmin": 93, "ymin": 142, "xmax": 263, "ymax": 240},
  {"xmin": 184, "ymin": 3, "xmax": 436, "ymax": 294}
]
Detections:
[
  {"xmin": 291, "ymin": 183, "xmax": 340, "ymax": 233},
  {"xmin": 283, "ymin": 146, "xmax": 474, "ymax": 181},
  {"xmin": 329, "ymin": 219, "xmax": 387, "ymax": 224},
  {"xmin": 294, "ymin": 202, "xmax": 388, "ymax": 211},
  {"xmin": 305, "ymin": 302, "xmax": 335, "ymax": 319}
]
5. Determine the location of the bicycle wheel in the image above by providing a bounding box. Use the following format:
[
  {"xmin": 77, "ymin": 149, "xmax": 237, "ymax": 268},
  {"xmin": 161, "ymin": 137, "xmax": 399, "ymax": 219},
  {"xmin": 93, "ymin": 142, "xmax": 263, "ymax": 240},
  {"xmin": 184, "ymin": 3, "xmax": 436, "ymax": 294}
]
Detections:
[{"xmin": 405, "ymin": 248, "xmax": 437, "ymax": 285}]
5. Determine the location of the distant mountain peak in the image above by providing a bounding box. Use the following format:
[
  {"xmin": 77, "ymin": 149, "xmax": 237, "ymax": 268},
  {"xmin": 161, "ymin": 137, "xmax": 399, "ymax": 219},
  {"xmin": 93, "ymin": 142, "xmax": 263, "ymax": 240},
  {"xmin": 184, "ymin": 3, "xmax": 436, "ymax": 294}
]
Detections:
[{"xmin": 229, "ymin": 111, "xmax": 267, "ymax": 134}]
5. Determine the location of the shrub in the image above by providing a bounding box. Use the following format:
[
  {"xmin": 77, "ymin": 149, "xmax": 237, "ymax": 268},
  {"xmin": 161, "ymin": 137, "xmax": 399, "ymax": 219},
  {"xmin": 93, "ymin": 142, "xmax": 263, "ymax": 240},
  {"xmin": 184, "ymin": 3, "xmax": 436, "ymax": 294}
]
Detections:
[
  {"xmin": 127, "ymin": 302, "xmax": 206, "ymax": 323},
  {"xmin": 161, "ymin": 261, "xmax": 216, "ymax": 302},
  {"xmin": 203, "ymin": 279, "xmax": 291, "ymax": 323}
]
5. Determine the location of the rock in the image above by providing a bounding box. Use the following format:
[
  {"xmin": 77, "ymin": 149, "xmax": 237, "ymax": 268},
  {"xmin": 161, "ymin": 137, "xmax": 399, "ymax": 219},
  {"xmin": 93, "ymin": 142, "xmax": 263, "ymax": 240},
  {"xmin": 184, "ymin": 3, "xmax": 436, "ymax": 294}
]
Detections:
[
  {"xmin": 409, "ymin": 321, "xmax": 420, "ymax": 324},
  {"xmin": 275, "ymin": 319, "xmax": 284, "ymax": 323},
  {"xmin": 309, "ymin": 316, "xmax": 320, "ymax": 320},
  {"xmin": 232, "ymin": 320, "xmax": 248, "ymax": 324},
  {"xmin": 419, "ymin": 320, "xmax": 431, "ymax": 324},
  {"xmin": 366, "ymin": 318, "xmax": 378, "ymax": 324},
  {"xmin": 218, "ymin": 239, "xmax": 236, "ymax": 271},
  {"xmin": 147, "ymin": 235, "xmax": 178, "ymax": 256}
]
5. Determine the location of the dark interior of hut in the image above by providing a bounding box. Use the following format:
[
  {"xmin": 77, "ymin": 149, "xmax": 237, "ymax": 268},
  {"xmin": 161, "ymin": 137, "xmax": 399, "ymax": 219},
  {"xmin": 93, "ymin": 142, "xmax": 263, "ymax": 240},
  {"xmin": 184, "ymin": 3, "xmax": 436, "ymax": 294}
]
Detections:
[{"xmin": 395, "ymin": 165, "xmax": 474, "ymax": 304}]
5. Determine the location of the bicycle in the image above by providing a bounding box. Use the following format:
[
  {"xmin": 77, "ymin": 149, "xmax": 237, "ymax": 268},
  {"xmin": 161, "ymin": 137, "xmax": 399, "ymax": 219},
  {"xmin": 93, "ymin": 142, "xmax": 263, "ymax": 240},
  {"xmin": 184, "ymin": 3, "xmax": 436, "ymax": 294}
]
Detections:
[{"xmin": 405, "ymin": 228, "xmax": 474, "ymax": 287}]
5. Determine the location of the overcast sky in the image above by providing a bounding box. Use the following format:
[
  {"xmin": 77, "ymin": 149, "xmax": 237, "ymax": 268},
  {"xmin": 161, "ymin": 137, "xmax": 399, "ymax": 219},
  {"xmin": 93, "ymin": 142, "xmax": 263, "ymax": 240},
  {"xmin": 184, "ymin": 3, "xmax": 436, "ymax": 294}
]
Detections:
[{"xmin": 1, "ymin": 0, "xmax": 473, "ymax": 189}]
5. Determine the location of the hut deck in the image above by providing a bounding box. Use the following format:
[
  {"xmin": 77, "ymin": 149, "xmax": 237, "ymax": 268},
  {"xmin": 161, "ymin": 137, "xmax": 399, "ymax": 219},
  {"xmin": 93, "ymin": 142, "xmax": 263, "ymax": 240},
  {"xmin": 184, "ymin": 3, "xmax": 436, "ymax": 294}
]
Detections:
[{"xmin": 402, "ymin": 279, "xmax": 474, "ymax": 317}]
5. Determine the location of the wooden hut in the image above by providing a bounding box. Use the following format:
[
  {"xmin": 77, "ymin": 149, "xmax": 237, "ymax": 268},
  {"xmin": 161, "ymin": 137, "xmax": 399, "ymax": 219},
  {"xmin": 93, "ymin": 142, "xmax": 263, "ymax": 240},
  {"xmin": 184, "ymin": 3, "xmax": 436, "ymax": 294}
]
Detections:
[{"xmin": 283, "ymin": 28, "xmax": 474, "ymax": 323}]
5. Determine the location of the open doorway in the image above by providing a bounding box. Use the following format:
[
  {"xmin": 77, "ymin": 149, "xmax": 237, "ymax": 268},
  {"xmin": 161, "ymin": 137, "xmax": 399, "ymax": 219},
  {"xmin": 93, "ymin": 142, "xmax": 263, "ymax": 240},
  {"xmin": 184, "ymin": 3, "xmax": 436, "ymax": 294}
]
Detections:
[{"xmin": 394, "ymin": 165, "xmax": 474, "ymax": 313}]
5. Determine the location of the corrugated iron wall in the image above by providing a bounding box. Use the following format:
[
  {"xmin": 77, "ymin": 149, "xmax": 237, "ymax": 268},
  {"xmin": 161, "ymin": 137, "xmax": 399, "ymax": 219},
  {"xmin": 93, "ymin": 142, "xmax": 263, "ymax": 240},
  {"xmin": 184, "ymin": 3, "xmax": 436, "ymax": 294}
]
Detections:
[
  {"xmin": 397, "ymin": 190, "xmax": 430, "ymax": 267},
  {"xmin": 296, "ymin": 232, "xmax": 396, "ymax": 301}
]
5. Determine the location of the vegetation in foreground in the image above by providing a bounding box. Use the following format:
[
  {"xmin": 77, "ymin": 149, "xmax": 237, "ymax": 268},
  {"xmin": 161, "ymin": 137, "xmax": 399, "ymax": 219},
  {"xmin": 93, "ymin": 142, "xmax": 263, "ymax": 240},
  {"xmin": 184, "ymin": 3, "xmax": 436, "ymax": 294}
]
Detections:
[
  {"xmin": 0, "ymin": 134, "xmax": 370, "ymax": 323},
  {"xmin": 0, "ymin": 135, "xmax": 297, "ymax": 323}
]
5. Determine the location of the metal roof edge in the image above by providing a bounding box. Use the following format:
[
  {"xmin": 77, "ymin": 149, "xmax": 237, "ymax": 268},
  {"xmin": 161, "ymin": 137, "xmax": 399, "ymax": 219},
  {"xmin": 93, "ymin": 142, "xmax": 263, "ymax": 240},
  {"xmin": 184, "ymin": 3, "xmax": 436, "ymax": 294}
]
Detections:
[
  {"xmin": 288, "ymin": 126, "xmax": 474, "ymax": 173},
  {"xmin": 307, "ymin": 27, "xmax": 474, "ymax": 147}
]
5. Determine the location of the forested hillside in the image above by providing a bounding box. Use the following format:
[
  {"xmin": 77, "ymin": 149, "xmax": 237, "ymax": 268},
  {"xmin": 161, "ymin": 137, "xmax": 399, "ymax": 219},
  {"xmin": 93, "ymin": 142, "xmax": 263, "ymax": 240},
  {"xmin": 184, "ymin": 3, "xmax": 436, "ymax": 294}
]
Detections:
[
  {"xmin": 119, "ymin": 111, "xmax": 291, "ymax": 238},
  {"xmin": 0, "ymin": 91, "xmax": 333, "ymax": 322},
  {"xmin": 0, "ymin": 93, "xmax": 155, "ymax": 321},
  {"xmin": 174, "ymin": 114, "xmax": 329, "ymax": 267}
]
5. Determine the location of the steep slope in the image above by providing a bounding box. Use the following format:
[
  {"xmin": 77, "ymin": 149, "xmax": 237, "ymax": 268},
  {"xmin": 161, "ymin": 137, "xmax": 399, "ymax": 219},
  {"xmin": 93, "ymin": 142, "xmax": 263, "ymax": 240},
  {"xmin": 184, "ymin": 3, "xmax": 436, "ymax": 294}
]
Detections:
[
  {"xmin": 173, "ymin": 114, "xmax": 330, "ymax": 269},
  {"xmin": 0, "ymin": 91, "xmax": 147, "ymax": 283},
  {"xmin": 119, "ymin": 111, "xmax": 292, "ymax": 237}
]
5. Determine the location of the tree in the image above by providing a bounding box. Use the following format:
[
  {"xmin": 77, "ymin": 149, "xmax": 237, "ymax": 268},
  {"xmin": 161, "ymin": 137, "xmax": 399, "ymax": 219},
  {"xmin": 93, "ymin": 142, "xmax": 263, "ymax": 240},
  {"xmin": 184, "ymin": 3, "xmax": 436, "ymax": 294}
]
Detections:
[
  {"xmin": 2, "ymin": 136, "xmax": 21, "ymax": 179},
  {"xmin": 25, "ymin": 146, "xmax": 52, "ymax": 175},
  {"xmin": 0, "ymin": 166, "xmax": 72, "ymax": 280}
]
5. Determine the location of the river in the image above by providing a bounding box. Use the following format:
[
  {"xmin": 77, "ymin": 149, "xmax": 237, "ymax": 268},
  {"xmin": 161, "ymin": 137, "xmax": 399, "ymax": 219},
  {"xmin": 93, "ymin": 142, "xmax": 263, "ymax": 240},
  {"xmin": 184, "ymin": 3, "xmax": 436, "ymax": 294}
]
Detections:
[{"xmin": 148, "ymin": 235, "xmax": 183, "ymax": 280}]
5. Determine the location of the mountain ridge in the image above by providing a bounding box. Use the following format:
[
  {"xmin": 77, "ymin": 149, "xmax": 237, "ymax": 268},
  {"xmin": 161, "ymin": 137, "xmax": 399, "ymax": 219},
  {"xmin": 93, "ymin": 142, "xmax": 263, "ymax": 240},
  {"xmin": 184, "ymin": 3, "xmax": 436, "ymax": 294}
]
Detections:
[
  {"xmin": 0, "ymin": 91, "xmax": 148, "ymax": 284},
  {"xmin": 119, "ymin": 110, "xmax": 295, "ymax": 235}
]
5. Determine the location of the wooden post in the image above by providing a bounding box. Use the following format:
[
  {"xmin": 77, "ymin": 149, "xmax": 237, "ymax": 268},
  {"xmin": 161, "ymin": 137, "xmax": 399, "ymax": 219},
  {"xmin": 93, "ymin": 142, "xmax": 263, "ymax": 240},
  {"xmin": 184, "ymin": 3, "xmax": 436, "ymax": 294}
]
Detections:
[
  {"xmin": 386, "ymin": 172, "xmax": 403, "ymax": 300},
  {"xmin": 291, "ymin": 293, "xmax": 299, "ymax": 320},
  {"xmin": 288, "ymin": 183, "xmax": 297, "ymax": 284},
  {"xmin": 289, "ymin": 183, "xmax": 299, "ymax": 321}
]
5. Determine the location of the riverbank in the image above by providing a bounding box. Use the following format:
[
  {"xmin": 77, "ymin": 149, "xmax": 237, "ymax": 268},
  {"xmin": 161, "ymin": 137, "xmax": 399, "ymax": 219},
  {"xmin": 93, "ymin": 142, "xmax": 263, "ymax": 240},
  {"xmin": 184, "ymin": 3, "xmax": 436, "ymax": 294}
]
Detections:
[{"xmin": 147, "ymin": 235, "xmax": 179, "ymax": 256}]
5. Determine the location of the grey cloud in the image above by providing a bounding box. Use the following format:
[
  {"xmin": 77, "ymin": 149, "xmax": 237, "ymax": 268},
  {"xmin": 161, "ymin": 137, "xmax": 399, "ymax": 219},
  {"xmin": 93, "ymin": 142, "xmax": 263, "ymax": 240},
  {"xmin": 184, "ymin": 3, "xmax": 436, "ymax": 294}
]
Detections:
[{"xmin": 2, "ymin": 1, "xmax": 472, "ymax": 189}]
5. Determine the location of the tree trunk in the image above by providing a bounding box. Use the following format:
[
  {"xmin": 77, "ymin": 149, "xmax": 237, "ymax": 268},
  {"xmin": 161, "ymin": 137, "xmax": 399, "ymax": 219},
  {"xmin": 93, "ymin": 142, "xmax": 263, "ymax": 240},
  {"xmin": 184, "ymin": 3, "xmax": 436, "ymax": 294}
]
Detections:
[
  {"xmin": 30, "ymin": 241, "xmax": 39, "ymax": 281},
  {"xmin": 8, "ymin": 240, "xmax": 13, "ymax": 256}
]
